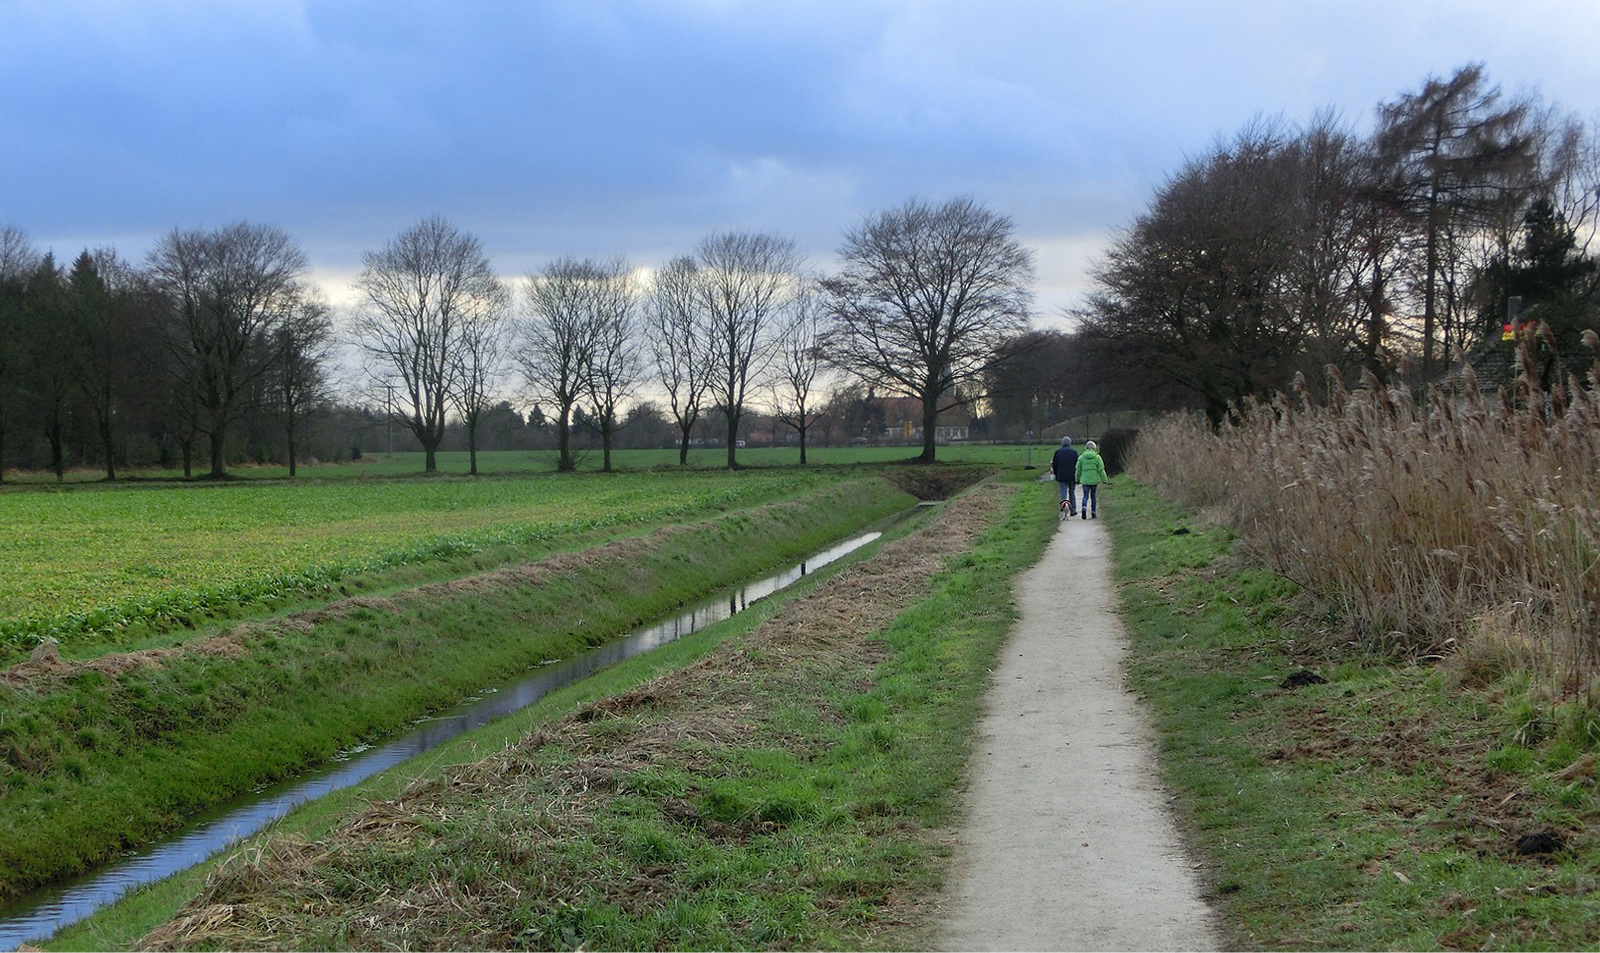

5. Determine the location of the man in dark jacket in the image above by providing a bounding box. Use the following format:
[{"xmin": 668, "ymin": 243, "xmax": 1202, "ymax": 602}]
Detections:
[{"xmin": 1050, "ymin": 436, "xmax": 1079, "ymax": 518}]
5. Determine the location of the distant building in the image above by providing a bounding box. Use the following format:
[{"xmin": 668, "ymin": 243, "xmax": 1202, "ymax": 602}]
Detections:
[{"xmin": 869, "ymin": 396, "xmax": 971, "ymax": 444}]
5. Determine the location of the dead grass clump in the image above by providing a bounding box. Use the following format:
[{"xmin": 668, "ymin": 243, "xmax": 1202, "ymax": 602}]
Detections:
[
  {"xmin": 137, "ymin": 838, "xmax": 331, "ymax": 951},
  {"xmin": 0, "ymin": 631, "xmax": 249, "ymax": 691},
  {"xmin": 1445, "ymin": 603, "xmax": 1552, "ymax": 690},
  {"xmin": 137, "ymin": 482, "xmax": 1011, "ymax": 951}
]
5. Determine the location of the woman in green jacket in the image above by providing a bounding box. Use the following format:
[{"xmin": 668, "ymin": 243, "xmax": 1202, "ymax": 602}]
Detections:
[{"xmin": 1075, "ymin": 440, "xmax": 1107, "ymax": 519}]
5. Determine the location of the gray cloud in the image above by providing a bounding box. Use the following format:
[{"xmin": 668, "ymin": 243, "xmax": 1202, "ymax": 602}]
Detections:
[{"xmin": 5, "ymin": 0, "xmax": 1599, "ymax": 318}]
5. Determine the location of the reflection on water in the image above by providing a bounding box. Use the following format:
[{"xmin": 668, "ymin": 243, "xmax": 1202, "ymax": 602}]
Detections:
[{"xmin": 0, "ymin": 531, "xmax": 882, "ymax": 950}]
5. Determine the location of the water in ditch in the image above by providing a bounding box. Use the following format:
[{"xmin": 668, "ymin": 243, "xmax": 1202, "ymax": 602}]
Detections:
[{"xmin": 0, "ymin": 527, "xmax": 888, "ymax": 949}]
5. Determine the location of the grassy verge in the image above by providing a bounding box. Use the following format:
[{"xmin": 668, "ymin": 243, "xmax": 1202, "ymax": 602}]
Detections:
[
  {"xmin": 57, "ymin": 470, "xmax": 1051, "ymax": 951},
  {"xmin": 0, "ymin": 475, "xmax": 923, "ymax": 902},
  {"xmin": 1109, "ymin": 480, "xmax": 1600, "ymax": 950}
]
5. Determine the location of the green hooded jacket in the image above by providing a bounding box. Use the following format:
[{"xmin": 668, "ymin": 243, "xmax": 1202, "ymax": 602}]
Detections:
[{"xmin": 1075, "ymin": 447, "xmax": 1106, "ymax": 486}]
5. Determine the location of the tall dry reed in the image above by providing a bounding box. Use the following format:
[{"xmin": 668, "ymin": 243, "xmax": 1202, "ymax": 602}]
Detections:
[{"xmin": 1131, "ymin": 331, "xmax": 1600, "ymax": 689}]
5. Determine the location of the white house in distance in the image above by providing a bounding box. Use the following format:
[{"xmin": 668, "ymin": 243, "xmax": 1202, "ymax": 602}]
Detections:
[{"xmin": 869, "ymin": 396, "xmax": 971, "ymax": 444}]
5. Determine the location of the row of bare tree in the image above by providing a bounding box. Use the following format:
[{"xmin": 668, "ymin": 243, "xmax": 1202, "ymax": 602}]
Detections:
[
  {"xmin": 1064, "ymin": 63, "xmax": 1600, "ymax": 428},
  {"xmin": 0, "ymin": 197, "xmax": 1035, "ymax": 479},
  {"xmin": 352, "ymin": 197, "xmax": 1034, "ymax": 474}
]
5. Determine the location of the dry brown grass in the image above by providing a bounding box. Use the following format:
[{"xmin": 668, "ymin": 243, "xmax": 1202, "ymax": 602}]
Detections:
[
  {"xmin": 1131, "ymin": 334, "xmax": 1600, "ymax": 689},
  {"xmin": 135, "ymin": 483, "xmax": 1012, "ymax": 951}
]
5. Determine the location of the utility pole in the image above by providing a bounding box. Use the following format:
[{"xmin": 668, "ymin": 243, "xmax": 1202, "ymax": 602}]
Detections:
[{"xmin": 385, "ymin": 382, "xmax": 394, "ymax": 456}]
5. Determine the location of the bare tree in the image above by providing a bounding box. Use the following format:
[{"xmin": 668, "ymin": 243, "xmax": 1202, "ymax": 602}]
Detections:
[
  {"xmin": 276, "ymin": 291, "xmax": 336, "ymax": 477},
  {"xmin": 0, "ymin": 227, "xmax": 33, "ymax": 277},
  {"xmin": 583, "ymin": 261, "xmax": 641, "ymax": 473},
  {"xmin": 353, "ymin": 216, "xmax": 503, "ymax": 473},
  {"xmin": 518, "ymin": 257, "xmax": 608, "ymax": 472},
  {"xmin": 1285, "ymin": 112, "xmax": 1374, "ymax": 383},
  {"xmin": 1077, "ymin": 126, "xmax": 1310, "ymax": 428},
  {"xmin": 646, "ymin": 256, "xmax": 715, "ymax": 465},
  {"xmin": 452, "ymin": 287, "xmax": 513, "ymax": 476},
  {"xmin": 823, "ymin": 196, "xmax": 1033, "ymax": 461},
  {"xmin": 1555, "ymin": 114, "xmax": 1600, "ymax": 267},
  {"xmin": 983, "ymin": 329, "xmax": 1077, "ymax": 440},
  {"xmin": 147, "ymin": 222, "xmax": 308, "ymax": 478},
  {"xmin": 694, "ymin": 232, "xmax": 803, "ymax": 468},
  {"xmin": 769, "ymin": 282, "xmax": 827, "ymax": 464}
]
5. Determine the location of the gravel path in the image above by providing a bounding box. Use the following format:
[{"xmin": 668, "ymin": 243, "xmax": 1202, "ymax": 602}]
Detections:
[{"xmin": 937, "ymin": 510, "xmax": 1224, "ymax": 952}]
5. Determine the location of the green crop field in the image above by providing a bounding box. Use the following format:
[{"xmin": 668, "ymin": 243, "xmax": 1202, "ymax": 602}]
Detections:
[
  {"xmin": 0, "ymin": 446, "xmax": 1060, "ymax": 655},
  {"xmin": 0, "ymin": 468, "xmax": 848, "ymax": 655}
]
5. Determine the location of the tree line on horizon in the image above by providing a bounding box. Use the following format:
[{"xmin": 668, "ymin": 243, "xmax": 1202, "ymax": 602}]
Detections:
[
  {"xmin": 1020, "ymin": 62, "xmax": 1600, "ymax": 430},
  {"xmin": 8, "ymin": 63, "xmax": 1596, "ymax": 481},
  {"xmin": 0, "ymin": 197, "xmax": 1033, "ymax": 480}
]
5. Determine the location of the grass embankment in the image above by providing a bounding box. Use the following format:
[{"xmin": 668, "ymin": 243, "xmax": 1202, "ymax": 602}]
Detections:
[
  {"xmin": 1112, "ymin": 480, "xmax": 1600, "ymax": 950},
  {"xmin": 61, "ymin": 471, "xmax": 1047, "ymax": 951},
  {"xmin": 0, "ymin": 473, "xmax": 924, "ymax": 902},
  {"xmin": 0, "ymin": 469, "xmax": 843, "ymax": 657}
]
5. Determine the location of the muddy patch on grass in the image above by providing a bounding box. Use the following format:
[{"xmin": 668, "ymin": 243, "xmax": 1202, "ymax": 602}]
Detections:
[
  {"xmin": 881, "ymin": 464, "xmax": 993, "ymax": 502},
  {"xmin": 135, "ymin": 482, "xmax": 1012, "ymax": 952}
]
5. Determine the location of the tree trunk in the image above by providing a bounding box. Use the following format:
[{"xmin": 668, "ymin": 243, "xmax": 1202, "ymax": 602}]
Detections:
[
  {"xmin": 49, "ymin": 413, "xmax": 65, "ymax": 482},
  {"xmin": 725, "ymin": 412, "xmax": 739, "ymax": 469},
  {"xmin": 1366, "ymin": 254, "xmax": 1386, "ymax": 380},
  {"xmin": 678, "ymin": 427, "xmax": 691, "ymax": 465},
  {"xmin": 1203, "ymin": 391, "xmax": 1229, "ymax": 433},
  {"xmin": 556, "ymin": 402, "xmax": 574, "ymax": 471},
  {"xmin": 99, "ymin": 393, "xmax": 116, "ymax": 481},
  {"xmin": 286, "ymin": 425, "xmax": 298, "ymax": 477},
  {"xmin": 208, "ymin": 429, "xmax": 228, "ymax": 479},
  {"xmin": 919, "ymin": 395, "xmax": 938, "ymax": 463},
  {"xmin": 1422, "ymin": 188, "xmax": 1440, "ymax": 378},
  {"xmin": 467, "ymin": 421, "xmax": 479, "ymax": 476}
]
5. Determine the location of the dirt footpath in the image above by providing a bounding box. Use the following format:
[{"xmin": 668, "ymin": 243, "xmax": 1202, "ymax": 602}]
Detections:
[{"xmin": 937, "ymin": 511, "xmax": 1224, "ymax": 952}]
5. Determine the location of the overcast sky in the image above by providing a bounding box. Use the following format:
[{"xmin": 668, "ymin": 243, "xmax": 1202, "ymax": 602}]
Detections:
[{"xmin": 6, "ymin": 0, "xmax": 1600, "ymax": 326}]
